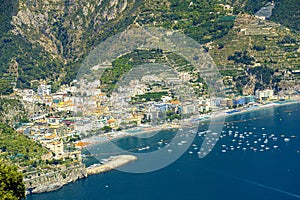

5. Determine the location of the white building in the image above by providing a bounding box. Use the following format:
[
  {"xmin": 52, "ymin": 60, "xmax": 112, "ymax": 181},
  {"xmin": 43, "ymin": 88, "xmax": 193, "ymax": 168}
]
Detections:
[
  {"xmin": 199, "ymin": 99, "xmax": 211, "ymax": 113},
  {"xmin": 255, "ymin": 89, "xmax": 274, "ymax": 100},
  {"xmin": 38, "ymin": 84, "xmax": 51, "ymax": 96}
]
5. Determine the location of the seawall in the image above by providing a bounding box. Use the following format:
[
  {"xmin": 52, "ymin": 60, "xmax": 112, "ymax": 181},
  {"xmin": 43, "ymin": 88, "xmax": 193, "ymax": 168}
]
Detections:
[{"xmin": 25, "ymin": 155, "xmax": 137, "ymax": 194}]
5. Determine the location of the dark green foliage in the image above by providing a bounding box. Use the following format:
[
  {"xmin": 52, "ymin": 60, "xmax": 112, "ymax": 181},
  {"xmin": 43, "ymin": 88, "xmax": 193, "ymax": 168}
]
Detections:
[
  {"xmin": 271, "ymin": 0, "xmax": 300, "ymax": 31},
  {"xmin": 0, "ymin": 123, "xmax": 48, "ymax": 167},
  {"xmin": 228, "ymin": 51, "xmax": 255, "ymax": 65},
  {"xmin": 0, "ymin": 0, "xmax": 64, "ymax": 88},
  {"xmin": 0, "ymin": 79, "xmax": 13, "ymax": 95},
  {"xmin": 0, "ymin": 0, "xmax": 18, "ymax": 35},
  {"xmin": 0, "ymin": 162, "xmax": 25, "ymax": 200},
  {"xmin": 100, "ymin": 58, "xmax": 133, "ymax": 94},
  {"xmin": 138, "ymin": 0, "xmax": 235, "ymax": 44},
  {"xmin": 244, "ymin": 0, "xmax": 272, "ymax": 14},
  {"xmin": 252, "ymin": 45, "xmax": 266, "ymax": 51},
  {"xmin": 101, "ymin": 125, "xmax": 112, "ymax": 133},
  {"xmin": 220, "ymin": 70, "xmax": 239, "ymax": 77},
  {"xmin": 233, "ymin": 75, "xmax": 250, "ymax": 94},
  {"xmin": 131, "ymin": 91, "xmax": 168, "ymax": 103},
  {"xmin": 249, "ymin": 66, "xmax": 274, "ymax": 85},
  {"xmin": 0, "ymin": 98, "xmax": 28, "ymax": 125},
  {"xmin": 277, "ymin": 36, "xmax": 297, "ymax": 45},
  {"xmin": 242, "ymin": 0, "xmax": 299, "ymax": 31}
]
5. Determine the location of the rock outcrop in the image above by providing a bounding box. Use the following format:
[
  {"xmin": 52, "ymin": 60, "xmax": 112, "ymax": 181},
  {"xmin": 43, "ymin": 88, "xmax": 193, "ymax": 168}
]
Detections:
[{"xmin": 11, "ymin": 0, "xmax": 136, "ymax": 61}]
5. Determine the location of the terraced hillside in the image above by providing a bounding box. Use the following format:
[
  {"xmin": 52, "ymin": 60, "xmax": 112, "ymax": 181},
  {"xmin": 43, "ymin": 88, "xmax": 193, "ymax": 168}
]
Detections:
[{"xmin": 0, "ymin": 0, "xmax": 299, "ymax": 94}]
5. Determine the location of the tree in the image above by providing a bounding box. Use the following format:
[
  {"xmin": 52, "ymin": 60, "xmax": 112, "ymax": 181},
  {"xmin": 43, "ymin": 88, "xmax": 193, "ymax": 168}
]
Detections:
[
  {"xmin": 0, "ymin": 79, "xmax": 13, "ymax": 95},
  {"xmin": 101, "ymin": 126, "xmax": 112, "ymax": 133},
  {"xmin": 0, "ymin": 162, "xmax": 25, "ymax": 200}
]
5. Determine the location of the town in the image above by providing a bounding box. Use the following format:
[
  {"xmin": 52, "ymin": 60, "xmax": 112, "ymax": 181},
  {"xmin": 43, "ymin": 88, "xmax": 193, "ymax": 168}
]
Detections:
[{"xmin": 15, "ymin": 74, "xmax": 299, "ymax": 163}]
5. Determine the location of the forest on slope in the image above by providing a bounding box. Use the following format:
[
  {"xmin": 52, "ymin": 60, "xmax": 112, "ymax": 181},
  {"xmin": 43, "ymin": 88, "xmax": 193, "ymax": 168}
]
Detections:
[{"xmin": 0, "ymin": 0, "xmax": 299, "ymax": 92}]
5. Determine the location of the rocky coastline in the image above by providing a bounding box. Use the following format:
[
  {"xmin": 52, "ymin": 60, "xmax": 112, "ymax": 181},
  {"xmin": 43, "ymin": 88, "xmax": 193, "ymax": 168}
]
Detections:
[{"xmin": 25, "ymin": 155, "xmax": 137, "ymax": 195}]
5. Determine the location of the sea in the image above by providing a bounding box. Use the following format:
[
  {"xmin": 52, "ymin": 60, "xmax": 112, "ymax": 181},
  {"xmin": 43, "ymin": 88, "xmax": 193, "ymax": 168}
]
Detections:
[{"xmin": 28, "ymin": 103, "xmax": 300, "ymax": 200}]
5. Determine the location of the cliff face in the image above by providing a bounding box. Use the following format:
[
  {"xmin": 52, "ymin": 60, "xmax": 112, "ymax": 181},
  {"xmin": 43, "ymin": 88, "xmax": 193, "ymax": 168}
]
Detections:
[
  {"xmin": 11, "ymin": 0, "xmax": 136, "ymax": 62},
  {"xmin": 0, "ymin": 0, "xmax": 139, "ymax": 88}
]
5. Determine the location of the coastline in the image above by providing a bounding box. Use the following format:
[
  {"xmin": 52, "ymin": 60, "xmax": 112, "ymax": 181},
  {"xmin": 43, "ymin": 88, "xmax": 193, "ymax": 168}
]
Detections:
[
  {"xmin": 25, "ymin": 155, "xmax": 137, "ymax": 195},
  {"xmin": 79, "ymin": 98, "xmax": 300, "ymax": 149},
  {"xmin": 27, "ymin": 98, "xmax": 300, "ymax": 195}
]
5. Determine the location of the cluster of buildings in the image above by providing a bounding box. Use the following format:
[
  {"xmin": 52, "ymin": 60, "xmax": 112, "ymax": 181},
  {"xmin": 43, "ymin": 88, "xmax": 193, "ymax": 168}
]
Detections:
[{"xmin": 15, "ymin": 75, "xmax": 282, "ymax": 159}]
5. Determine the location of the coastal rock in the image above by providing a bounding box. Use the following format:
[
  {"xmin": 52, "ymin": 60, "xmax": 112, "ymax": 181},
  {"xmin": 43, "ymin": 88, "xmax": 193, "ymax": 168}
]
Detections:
[
  {"xmin": 25, "ymin": 164, "xmax": 87, "ymax": 194},
  {"xmin": 25, "ymin": 155, "xmax": 137, "ymax": 194}
]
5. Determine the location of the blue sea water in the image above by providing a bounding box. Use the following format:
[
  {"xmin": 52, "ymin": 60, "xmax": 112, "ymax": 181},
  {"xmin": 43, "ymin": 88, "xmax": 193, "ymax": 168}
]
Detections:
[{"xmin": 28, "ymin": 103, "xmax": 300, "ymax": 200}]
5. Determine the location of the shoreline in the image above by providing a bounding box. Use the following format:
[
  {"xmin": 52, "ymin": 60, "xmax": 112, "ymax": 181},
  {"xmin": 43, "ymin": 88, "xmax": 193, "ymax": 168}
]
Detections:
[
  {"xmin": 26, "ymin": 155, "xmax": 137, "ymax": 195},
  {"xmin": 27, "ymin": 98, "xmax": 300, "ymax": 195},
  {"xmin": 79, "ymin": 98, "xmax": 300, "ymax": 149}
]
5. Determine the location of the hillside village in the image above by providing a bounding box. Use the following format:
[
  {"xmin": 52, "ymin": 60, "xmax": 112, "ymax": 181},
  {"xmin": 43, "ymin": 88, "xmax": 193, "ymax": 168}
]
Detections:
[{"xmin": 14, "ymin": 70, "xmax": 298, "ymax": 157}]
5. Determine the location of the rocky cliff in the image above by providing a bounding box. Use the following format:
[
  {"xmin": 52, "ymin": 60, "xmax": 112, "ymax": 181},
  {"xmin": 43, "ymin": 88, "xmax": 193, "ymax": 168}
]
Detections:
[
  {"xmin": 11, "ymin": 0, "xmax": 136, "ymax": 61},
  {"xmin": 1, "ymin": 0, "xmax": 140, "ymax": 88}
]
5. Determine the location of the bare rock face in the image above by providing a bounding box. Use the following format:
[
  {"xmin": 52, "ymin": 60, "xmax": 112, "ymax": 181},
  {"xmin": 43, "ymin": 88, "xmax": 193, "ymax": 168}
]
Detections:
[{"xmin": 11, "ymin": 0, "xmax": 133, "ymax": 61}]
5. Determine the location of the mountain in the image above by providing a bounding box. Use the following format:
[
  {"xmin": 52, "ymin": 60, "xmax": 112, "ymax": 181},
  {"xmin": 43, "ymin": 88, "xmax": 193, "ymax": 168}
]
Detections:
[{"xmin": 0, "ymin": 0, "xmax": 299, "ymax": 93}]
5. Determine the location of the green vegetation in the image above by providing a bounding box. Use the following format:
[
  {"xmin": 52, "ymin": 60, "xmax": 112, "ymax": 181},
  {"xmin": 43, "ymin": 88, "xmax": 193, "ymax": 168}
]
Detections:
[
  {"xmin": 100, "ymin": 58, "xmax": 134, "ymax": 94},
  {"xmin": 241, "ymin": 0, "xmax": 299, "ymax": 31},
  {"xmin": 0, "ymin": 123, "xmax": 48, "ymax": 168},
  {"xmin": 101, "ymin": 126, "xmax": 113, "ymax": 133},
  {"xmin": 244, "ymin": 0, "xmax": 272, "ymax": 14},
  {"xmin": 249, "ymin": 66, "xmax": 275, "ymax": 86},
  {"xmin": 228, "ymin": 51, "xmax": 255, "ymax": 65},
  {"xmin": 220, "ymin": 70, "xmax": 239, "ymax": 77},
  {"xmin": 138, "ymin": 0, "xmax": 235, "ymax": 44},
  {"xmin": 0, "ymin": 0, "xmax": 141, "ymax": 88},
  {"xmin": 0, "ymin": 79, "xmax": 14, "ymax": 95},
  {"xmin": 0, "ymin": 1, "xmax": 64, "ymax": 88},
  {"xmin": 0, "ymin": 0, "xmax": 299, "ymax": 97},
  {"xmin": 0, "ymin": 162, "xmax": 25, "ymax": 200},
  {"xmin": 0, "ymin": 98, "xmax": 28, "ymax": 125},
  {"xmin": 252, "ymin": 45, "xmax": 266, "ymax": 51},
  {"xmin": 131, "ymin": 92, "xmax": 168, "ymax": 103},
  {"xmin": 100, "ymin": 49, "xmax": 181, "ymax": 94},
  {"xmin": 271, "ymin": 0, "xmax": 300, "ymax": 31},
  {"xmin": 166, "ymin": 110, "xmax": 181, "ymax": 121}
]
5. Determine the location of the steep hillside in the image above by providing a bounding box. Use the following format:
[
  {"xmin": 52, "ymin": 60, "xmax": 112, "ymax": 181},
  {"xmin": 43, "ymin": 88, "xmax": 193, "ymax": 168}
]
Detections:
[
  {"xmin": 2, "ymin": 0, "xmax": 140, "ymax": 88},
  {"xmin": 0, "ymin": 0, "xmax": 299, "ymax": 91},
  {"xmin": 270, "ymin": 0, "xmax": 300, "ymax": 31}
]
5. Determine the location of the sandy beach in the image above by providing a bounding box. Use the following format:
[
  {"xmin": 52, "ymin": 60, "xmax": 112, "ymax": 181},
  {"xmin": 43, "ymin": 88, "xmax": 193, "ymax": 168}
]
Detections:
[{"xmin": 77, "ymin": 97, "xmax": 300, "ymax": 149}]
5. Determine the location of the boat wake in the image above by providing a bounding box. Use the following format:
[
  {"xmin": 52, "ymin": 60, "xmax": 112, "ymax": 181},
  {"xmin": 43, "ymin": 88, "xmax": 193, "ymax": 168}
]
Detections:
[
  {"xmin": 203, "ymin": 168, "xmax": 300, "ymax": 199},
  {"xmin": 234, "ymin": 177, "xmax": 300, "ymax": 199}
]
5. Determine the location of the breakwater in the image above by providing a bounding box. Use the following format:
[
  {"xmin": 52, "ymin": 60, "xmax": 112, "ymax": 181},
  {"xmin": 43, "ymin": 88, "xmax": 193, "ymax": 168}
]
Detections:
[{"xmin": 87, "ymin": 155, "xmax": 137, "ymax": 175}]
